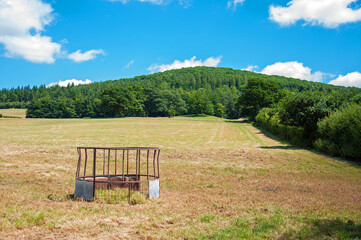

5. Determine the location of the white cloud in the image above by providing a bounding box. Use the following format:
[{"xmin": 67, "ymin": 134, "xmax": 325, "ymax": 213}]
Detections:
[
  {"xmin": 108, "ymin": 0, "xmax": 192, "ymax": 7},
  {"xmin": 242, "ymin": 65, "xmax": 259, "ymax": 72},
  {"xmin": 124, "ymin": 60, "xmax": 134, "ymax": 69},
  {"xmin": 227, "ymin": 0, "xmax": 245, "ymax": 10},
  {"xmin": 0, "ymin": 35, "xmax": 60, "ymax": 63},
  {"xmin": 108, "ymin": 0, "xmax": 179, "ymax": 5},
  {"xmin": 329, "ymin": 72, "xmax": 361, "ymax": 88},
  {"xmin": 260, "ymin": 61, "xmax": 329, "ymax": 82},
  {"xmin": 243, "ymin": 61, "xmax": 361, "ymax": 87},
  {"xmin": 47, "ymin": 79, "xmax": 92, "ymax": 88},
  {"xmin": 0, "ymin": 0, "xmax": 53, "ymax": 36},
  {"xmin": 269, "ymin": 0, "xmax": 361, "ymax": 28},
  {"xmin": 148, "ymin": 56, "xmax": 221, "ymax": 73},
  {"xmin": 68, "ymin": 49, "xmax": 105, "ymax": 63},
  {"xmin": 0, "ymin": 0, "xmax": 61, "ymax": 63},
  {"xmin": 0, "ymin": 0, "xmax": 104, "ymax": 64}
]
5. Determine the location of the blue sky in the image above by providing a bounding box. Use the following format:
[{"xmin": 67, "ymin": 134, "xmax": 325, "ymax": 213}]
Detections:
[{"xmin": 0, "ymin": 0, "xmax": 361, "ymax": 89}]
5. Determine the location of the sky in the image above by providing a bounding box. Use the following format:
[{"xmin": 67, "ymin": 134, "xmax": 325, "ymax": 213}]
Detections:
[{"xmin": 0, "ymin": 0, "xmax": 361, "ymax": 89}]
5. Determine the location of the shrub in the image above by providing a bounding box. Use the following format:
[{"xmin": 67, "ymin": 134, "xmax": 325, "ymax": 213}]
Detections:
[
  {"xmin": 0, "ymin": 113, "xmax": 2, "ymax": 118},
  {"xmin": 314, "ymin": 104, "xmax": 361, "ymax": 160},
  {"xmin": 255, "ymin": 108, "xmax": 309, "ymax": 146},
  {"xmin": 278, "ymin": 92, "xmax": 333, "ymax": 139}
]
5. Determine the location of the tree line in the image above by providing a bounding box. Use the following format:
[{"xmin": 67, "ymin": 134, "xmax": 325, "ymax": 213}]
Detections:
[
  {"xmin": 25, "ymin": 85, "xmax": 239, "ymax": 119},
  {"xmin": 2, "ymin": 66, "xmax": 358, "ymax": 110}
]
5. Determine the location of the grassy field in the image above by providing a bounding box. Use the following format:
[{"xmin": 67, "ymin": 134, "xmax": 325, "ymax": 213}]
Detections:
[{"xmin": 0, "ymin": 116, "xmax": 360, "ymax": 239}]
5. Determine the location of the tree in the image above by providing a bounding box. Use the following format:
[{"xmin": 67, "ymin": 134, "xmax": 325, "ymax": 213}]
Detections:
[
  {"xmin": 236, "ymin": 78, "xmax": 282, "ymax": 119},
  {"xmin": 187, "ymin": 89, "xmax": 214, "ymax": 115},
  {"xmin": 144, "ymin": 89, "xmax": 187, "ymax": 117},
  {"xmin": 168, "ymin": 109, "xmax": 176, "ymax": 117},
  {"xmin": 100, "ymin": 86, "xmax": 145, "ymax": 117},
  {"xmin": 215, "ymin": 103, "xmax": 225, "ymax": 118}
]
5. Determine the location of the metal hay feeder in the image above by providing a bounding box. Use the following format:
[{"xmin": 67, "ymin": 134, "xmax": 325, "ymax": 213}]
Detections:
[{"xmin": 74, "ymin": 147, "xmax": 160, "ymax": 202}]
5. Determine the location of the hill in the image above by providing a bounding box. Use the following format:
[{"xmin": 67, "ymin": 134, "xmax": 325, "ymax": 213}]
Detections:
[
  {"xmin": 1, "ymin": 67, "xmax": 360, "ymax": 118},
  {"xmin": 1, "ymin": 67, "xmax": 360, "ymax": 106}
]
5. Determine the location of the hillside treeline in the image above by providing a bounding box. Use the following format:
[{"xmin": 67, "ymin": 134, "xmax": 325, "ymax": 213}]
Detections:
[
  {"xmin": 25, "ymin": 85, "xmax": 239, "ymax": 119},
  {"xmin": 1, "ymin": 66, "xmax": 356, "ymax": 110}
]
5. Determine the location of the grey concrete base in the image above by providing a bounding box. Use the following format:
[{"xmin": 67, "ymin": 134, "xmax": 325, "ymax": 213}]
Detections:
[
  {"xmin": 75, "ymin": 179, "xmax": 94, "ymax": 201},
  {"xmin": 149, "ymin": 179, "xmax": 160, "ymax": 199}
]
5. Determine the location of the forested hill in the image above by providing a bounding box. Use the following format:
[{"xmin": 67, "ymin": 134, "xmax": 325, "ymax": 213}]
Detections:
[
  {"xmin": 1, "ymin": 66, "xmax": 360, "ymax": 110},
  {"xmin": 115, "ymin": 66, "xmax": 353, "ymax": 92}
]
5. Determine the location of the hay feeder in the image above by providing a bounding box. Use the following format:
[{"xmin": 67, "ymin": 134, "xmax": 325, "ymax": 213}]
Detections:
[{"xmin": 74, "ymin": 147, "xmax": 160, "ymax": 202}]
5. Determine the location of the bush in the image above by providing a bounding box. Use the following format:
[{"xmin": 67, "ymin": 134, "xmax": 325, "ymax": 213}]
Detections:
[
  {"xmin": 255, "ymin": 108, "xmax": 310, "ymax": 146},
  {"xmin": 314, "ymin": 104, "xmax": 361, "ymax": 160},
  {"xmin": 278, "ymin": 92, "xmax": 335, "ymax": 140},
  {"xmin": 0, "ymin": 113, "xmax": 2, "ymax": 118}
]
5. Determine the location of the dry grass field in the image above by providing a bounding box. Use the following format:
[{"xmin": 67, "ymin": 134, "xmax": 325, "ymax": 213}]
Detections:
[
  {"xmin": 0, "ymin": 109, "xmax": 26, "ymax": 118},
  {"xmin": 0, "ymin": 116, "xmax": 360, "ymax": 239}
]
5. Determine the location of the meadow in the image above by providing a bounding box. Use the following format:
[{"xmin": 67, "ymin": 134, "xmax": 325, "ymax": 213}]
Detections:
[{"xmin": 0, "ymin": 109, "xmax": 360, "ymax": 239}]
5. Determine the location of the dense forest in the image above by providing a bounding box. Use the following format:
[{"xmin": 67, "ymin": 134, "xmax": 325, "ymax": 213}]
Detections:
[{"xmin": 1, "ymin": 66, "xmax": 361, "ymax": 160}]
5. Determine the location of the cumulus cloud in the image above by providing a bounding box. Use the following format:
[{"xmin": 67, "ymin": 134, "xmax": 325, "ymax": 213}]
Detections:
[
  {"xmin": 68, "ymin": 49, "xmax": 105, "ymax": 63},
  {"xmin": 260, "ymin": 61, "xmax": 329, "ymax": 82},
  {"xmin": 108, "ymin": 0, "xmax": 186, "ymax": 5},
  {"xmin": 0, "ymin": 0, "xmax": 104, "ymax": 64},
  {"xmin": 329, "ymin": 72, "xmax": 361, "ymax": 88},
  {"xmin": 0, "ymin": 0, "xmax": 61, "ymax": 63},
  {"xmin": 0, "ymin": 35, "xmax": 61, "ymax": 63},
  {"xmin": 47, "ymin": 79, "xmax": 92, "ymax": 88},
  {"xmin": 148, "ymin": 56, "xmax": 221, "ymax": 73},
  {"xmin": 242, "ymin": 65, "xmax": 259, "ymax": 72},
  {"xmin": 269, "ymin": 0, "xmax": 361, "ymax": 28},
  {"xmin": 227, "ymin": 0, "xmax": 245, "ymax": 10},
  {"xmin": 0, "ymin": 0, "xmax": 53, "ymax": 36},
  {"xmin": 111, "ymin": 0, "xmax": 163, "ymax": 4}
]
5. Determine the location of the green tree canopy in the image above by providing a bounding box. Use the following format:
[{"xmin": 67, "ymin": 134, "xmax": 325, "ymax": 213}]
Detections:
[{"xmin": 236, "ymin": 78, "xmax": 282, "ymax": 119}]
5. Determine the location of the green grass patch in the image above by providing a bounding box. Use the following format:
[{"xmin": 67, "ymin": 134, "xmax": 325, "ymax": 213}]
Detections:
[
  {"xmin": 200, "ymin": 214, "xmax": 216, "ymax": 223},
  {"xmin": 13, "ymin": 211, "xmax": 45, "ymax": 229},
  {"xmin": 95, "ymin": 188, "xmax": 147, "ymax": 205},
  {"xmin": 2, "ymin": 116, "xmax": 22, "ymax": 119}
]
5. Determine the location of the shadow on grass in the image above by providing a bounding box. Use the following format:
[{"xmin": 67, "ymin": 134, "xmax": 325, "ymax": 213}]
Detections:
[
  {"xmin": 280, "ymin": 219, "xmax": 361, "ymax": 239},
  {"xmin": 260, "ymin": 146, "xmax": 299, "ymax": 150},
  {"xmin": 47, "ymin": 193, "xmax": 76, "ymax": 202},
  {"xmin": 66, "ymin": 194, "xmax": 76, "ymax": 200},
  {"xmin": 181, "ymin": 114, "xmax": 209, "ymax": 118}
]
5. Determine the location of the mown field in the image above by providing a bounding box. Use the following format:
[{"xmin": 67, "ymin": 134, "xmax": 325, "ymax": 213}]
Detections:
[
  {"xmin": 0, "ymin": 111, "xmax": 360, "ymax": 239},
  {"xmin": 0, "ymin": 109, "xmax": 26, "ymax": 118}
]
